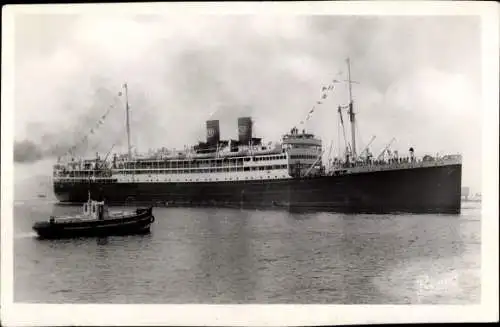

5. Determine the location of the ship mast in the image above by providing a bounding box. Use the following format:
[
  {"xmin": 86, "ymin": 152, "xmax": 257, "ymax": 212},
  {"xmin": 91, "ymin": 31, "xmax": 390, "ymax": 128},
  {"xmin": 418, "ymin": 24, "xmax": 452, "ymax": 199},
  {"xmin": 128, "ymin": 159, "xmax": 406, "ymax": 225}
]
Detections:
[
  {"xmin": 123, "ymin": 83, "xmax": 132, "ymax": 159},
  {"xmin": 346, "ymin": 58, "xmax": 357, "ymax": 160}
]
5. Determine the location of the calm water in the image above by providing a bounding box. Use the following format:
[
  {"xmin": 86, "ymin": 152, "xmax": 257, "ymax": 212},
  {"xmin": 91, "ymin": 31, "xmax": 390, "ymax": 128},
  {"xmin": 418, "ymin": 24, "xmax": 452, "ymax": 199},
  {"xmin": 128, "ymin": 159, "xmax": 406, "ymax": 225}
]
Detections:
[{"xmin": 14, "ymin": 198, "xmax": 481, "ymax": 304}]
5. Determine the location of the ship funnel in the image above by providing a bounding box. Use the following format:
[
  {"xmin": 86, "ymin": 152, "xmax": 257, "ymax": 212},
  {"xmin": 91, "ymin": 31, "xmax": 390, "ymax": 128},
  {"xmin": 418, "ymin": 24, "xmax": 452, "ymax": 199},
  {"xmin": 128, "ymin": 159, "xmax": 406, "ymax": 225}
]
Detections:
[
  {"xmin": 206, "ymin": 120, "xmax": 220, "ymax": 146},
  {"xmin": 237, "ymin": 117, "xmax": 252, "ymax": 145}
]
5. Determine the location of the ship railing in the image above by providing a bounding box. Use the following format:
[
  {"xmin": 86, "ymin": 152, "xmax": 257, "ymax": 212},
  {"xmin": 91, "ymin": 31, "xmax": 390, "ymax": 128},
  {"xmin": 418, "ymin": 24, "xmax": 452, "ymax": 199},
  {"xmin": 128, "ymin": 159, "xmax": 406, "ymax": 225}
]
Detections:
[
  {"xmin": 53, "ymin": 176, "xmax": 117, "ymax": 183},
  {"xmin": 328, "ymin": 154, "xmax": 461, "ymax": 173},
  {"xmin": 53, "ymin": 168, "xmax": 114, "ymax": 179},
  {"xmin": 53, "ymin": 163, "xmax": 112, "ymax": 171},
  {"xmin": 53, "ymin": 167, "xmax": 113, "ymax": 174}
]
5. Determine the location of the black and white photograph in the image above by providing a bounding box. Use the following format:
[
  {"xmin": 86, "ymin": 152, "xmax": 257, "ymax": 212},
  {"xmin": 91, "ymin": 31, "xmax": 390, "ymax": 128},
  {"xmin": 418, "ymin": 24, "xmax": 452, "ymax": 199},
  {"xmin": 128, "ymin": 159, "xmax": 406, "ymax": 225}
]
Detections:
[{"xmin": 1, "ymin": 2, "xmax": 498, "ymax": 326}]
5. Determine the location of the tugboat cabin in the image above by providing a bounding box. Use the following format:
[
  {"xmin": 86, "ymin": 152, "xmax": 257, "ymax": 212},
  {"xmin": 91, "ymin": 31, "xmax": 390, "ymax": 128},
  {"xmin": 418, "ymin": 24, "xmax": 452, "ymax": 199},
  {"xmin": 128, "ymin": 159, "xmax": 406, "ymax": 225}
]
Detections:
[{"xmin": 83, "ymin": 192, "xmax": 108, "ymax": 220}]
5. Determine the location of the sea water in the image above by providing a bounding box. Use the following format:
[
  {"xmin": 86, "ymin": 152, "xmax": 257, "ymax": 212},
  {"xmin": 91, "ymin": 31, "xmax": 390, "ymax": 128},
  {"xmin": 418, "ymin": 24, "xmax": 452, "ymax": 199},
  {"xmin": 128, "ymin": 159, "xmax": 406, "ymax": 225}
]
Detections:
[{"xmin": 13, "ymin": 195, "xmax": 481, "ymax": 304}]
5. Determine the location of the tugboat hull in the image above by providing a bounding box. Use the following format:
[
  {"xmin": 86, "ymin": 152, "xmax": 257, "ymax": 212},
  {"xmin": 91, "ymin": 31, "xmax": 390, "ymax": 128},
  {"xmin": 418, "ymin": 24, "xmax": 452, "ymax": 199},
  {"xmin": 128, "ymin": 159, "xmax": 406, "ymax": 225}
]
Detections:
[{"xmin": 33, "ymin": 207, "xmax": 155, "ymax": 239}]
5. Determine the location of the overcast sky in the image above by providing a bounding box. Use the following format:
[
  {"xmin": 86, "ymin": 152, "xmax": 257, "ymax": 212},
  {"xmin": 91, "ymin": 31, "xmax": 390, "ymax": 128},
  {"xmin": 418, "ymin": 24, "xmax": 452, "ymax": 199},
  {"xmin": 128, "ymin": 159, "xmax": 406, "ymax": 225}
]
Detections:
[{"xmin": 13, "ymin": 12, "xmax": 482, "ymax": 190}]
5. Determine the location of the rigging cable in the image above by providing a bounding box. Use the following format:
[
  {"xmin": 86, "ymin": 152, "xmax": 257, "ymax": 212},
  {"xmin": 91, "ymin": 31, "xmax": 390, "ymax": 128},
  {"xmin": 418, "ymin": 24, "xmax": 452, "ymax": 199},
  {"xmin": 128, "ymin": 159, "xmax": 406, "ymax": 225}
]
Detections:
[
  {"xmin": 65, "ymin": 89, "xmax": 123, "ymax": 158},
  {"xmin": 297, "ymin": 76, "xmax": 342, "ymax": 129}
]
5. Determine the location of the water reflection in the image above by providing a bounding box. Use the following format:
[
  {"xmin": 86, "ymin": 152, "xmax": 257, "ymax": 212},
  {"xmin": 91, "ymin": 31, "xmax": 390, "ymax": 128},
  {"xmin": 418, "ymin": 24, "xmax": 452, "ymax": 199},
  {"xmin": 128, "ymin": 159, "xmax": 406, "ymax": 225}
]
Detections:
[
  {"xmin": 199, "ymin": 209, "xmax": 256, "ymax": 302},
  {"xmin": 97, "ymin": 237, "xmax": 109, "ymax": 246},
  {"xmin": 14, "ymin": 201, "xmax": 481, "ymax": 304}
]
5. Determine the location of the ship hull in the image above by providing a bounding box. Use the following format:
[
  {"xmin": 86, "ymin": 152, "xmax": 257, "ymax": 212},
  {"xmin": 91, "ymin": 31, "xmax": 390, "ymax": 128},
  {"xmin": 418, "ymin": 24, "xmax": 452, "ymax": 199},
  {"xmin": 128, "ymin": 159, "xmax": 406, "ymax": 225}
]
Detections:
[{"xmin": 54, "ymin": 164, "xmax": 462, "ymax": 214}]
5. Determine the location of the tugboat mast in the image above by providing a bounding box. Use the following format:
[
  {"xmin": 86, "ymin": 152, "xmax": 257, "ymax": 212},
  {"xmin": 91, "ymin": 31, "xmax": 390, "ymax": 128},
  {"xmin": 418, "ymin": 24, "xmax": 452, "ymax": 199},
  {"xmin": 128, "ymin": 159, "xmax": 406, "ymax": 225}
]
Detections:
[{"xmin": 346, "ymin": 58, "xmax": 357, "ymax": 161}]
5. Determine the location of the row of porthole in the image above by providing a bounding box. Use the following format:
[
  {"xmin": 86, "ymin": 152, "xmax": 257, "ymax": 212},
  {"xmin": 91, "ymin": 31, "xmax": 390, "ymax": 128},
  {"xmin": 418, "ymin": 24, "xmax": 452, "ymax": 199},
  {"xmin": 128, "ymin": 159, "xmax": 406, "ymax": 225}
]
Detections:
[
  {"xmin": 115, "ymin": 165, "xmax": 288, "ymax": 174},
  {"xmin": 120, "ymin": 175, "xmax": 289, "ymax": 182}
]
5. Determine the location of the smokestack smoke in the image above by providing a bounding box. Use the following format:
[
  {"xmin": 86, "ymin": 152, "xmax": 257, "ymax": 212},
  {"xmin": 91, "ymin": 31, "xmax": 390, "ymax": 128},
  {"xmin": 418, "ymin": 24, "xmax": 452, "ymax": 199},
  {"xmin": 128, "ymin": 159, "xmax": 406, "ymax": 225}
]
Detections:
[{"xmin": 14, "ymin": 140, "xmax": 43, "ymax": 163}]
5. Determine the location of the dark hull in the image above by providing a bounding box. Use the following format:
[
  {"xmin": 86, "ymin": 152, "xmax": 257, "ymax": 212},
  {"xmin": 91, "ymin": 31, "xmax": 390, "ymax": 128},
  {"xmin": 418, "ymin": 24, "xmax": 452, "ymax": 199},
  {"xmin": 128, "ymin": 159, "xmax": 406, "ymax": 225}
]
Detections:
[
  {"xmin": 54, "ymin": 164, "xmax": 462, "ymax": 214},
  {"xmin": 33, "ymin": 208, "xmax": 155, "ymax": 239}
]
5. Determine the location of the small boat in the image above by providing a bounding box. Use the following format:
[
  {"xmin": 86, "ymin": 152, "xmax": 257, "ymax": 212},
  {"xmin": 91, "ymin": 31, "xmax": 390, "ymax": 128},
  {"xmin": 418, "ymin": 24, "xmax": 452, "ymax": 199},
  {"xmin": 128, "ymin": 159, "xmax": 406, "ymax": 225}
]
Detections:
[
  {"xmin": 37, "ymin": 194, "xmax": 47, "ymax": 198},
  {"xmin": 32, "ymin": 192, "xmax": 155, "ymax": 239}
]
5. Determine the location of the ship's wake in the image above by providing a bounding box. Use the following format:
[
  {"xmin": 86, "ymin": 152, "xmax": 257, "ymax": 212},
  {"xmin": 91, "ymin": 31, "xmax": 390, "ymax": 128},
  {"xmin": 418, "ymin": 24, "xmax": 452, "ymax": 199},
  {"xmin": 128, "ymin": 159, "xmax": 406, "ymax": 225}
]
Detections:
[
  {"xmin": 14, "ymin": 232, "xmax": 38, "ymax": 239},
  {"xmin": 14, "ymin": 199, "xmax": 58, "ymax": 206}
]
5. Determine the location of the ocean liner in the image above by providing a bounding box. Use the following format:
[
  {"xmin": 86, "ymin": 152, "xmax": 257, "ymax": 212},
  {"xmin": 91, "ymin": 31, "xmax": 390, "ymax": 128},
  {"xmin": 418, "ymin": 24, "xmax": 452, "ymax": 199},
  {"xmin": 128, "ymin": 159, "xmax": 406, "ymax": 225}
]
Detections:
[{"xmin": 52, "ymin": 59, "xmax": 462, "ymax": 214}]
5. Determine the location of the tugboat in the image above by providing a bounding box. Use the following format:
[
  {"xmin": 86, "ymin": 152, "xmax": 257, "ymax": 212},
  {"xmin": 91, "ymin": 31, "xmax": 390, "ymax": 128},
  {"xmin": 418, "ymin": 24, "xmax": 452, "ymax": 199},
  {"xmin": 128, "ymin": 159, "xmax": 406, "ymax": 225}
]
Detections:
[{"xmin": 32, "ymin": 191, "xmax": 155, "ymax": 239}]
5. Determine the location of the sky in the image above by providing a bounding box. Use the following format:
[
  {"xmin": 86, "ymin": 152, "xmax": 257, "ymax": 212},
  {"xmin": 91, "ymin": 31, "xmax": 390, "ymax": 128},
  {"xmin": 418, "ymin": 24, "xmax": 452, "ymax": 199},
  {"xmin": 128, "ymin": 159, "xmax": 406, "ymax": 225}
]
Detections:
[{"xmin": 12, "ymin": 12, "xmax": 483, "ymax": 191}]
